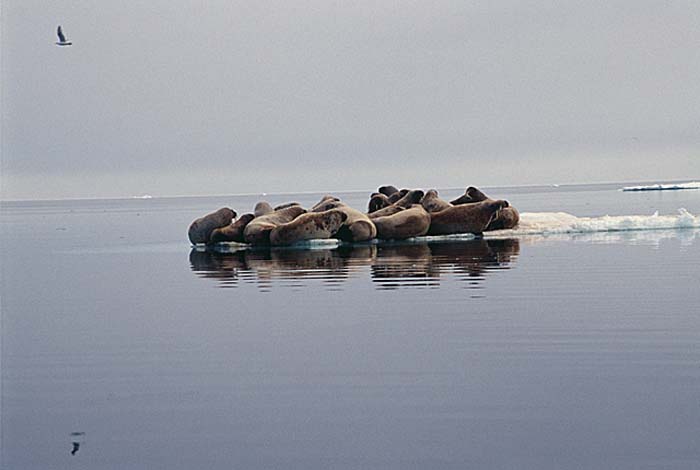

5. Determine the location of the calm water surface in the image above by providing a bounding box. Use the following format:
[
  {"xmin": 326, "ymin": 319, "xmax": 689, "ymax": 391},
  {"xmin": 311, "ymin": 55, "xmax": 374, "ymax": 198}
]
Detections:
[{"xmin": 2, "ymin": 183, "xmax": 700, "ymax": 469}]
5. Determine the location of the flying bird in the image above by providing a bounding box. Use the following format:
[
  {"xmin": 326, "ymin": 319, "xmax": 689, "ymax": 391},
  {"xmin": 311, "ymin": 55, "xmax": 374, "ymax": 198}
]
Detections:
[{"xmin": 56, "ymin": 25, "xmax": 72, "ymax": 46}]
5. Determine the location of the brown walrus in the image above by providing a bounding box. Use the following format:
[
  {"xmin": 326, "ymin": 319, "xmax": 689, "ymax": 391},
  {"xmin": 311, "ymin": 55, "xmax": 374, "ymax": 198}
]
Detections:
[
  {"xmin": 368, "ymin": 193, "xmax": 391, "ymax": 213},
  {"xmin": 209, "ymin": 213, "xmax": 256, "ymax": 244},
  {"xmin": 273, "ymin": 202, "xmax": 302, "ymax": 211},
  {"xmin": 243, "ymin": 205, "xmax": 306, "ymax": 245},
  {"xmin": 420, "ymin": 189, "xmax": 452, "ymax": 213},
  {"xmin": 310, "ymin": 195, "xmax": 340, "ymax": 211},
  {"xmin": 311, "ymin": 198, "xmax": 377, "ymax": 242},
  {"xmin": 373, "ymin": 205, "xmax": 431, "ymax": 240},
  {"xmin": 269, "ymin": 209, "xmax": 348, "ymax": 246},
  {"xmin": 450, "ymin": 187, "xmax": 519, "ymax": 230},
  {"xmin": 428, "ymin": 199, "xmax": 510, "ymax": 236},
  {"xmin": 485, "ymin": 206, "xmax": 520, "ymax": 230},
  {"xmin": 449, "ymin": 187, "xmax": 489, "ymax": 205},
  {"xmin": 378, "ymin": 185, "xmax": 399, "ymax": 196},
  {"xmin": 369, "ymin": 189, "xmax": 424, "ymax": 219},
  {"xmin": 254, "ymin": 201, "xmax": 274, "ymax": 217},
  {"xmin": 188, "ymin": 207, "xmax": 236, "ymax": 244},
  {"xmin": 387, "ymin": 189, "xmax": 409, "ymax": 204}
]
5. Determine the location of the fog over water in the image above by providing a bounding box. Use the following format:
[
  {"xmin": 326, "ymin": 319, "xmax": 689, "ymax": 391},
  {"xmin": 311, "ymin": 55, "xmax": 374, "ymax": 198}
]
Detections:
[{"xmin": 2, "ymin": 1, "xmax": 699, "ymax": 199}]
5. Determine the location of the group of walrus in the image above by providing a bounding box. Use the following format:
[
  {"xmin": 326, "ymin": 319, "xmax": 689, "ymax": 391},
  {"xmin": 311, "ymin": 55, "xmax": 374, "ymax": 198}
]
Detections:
[{"xmin": 188, "ymin": 186, "xmax": 520, "ymax": 247}]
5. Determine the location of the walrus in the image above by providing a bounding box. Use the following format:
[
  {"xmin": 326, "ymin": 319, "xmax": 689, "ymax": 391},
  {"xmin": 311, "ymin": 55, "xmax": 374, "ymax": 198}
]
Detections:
[
  {"xmin": 188, "ymin": 207, "xmax": 236, "ymax": 244},
  {"xmin": 273, "ymin": 202, "xmax": 302, "ymax": 211},
  {"xmin": 373, "ymin": 204, "xmax": 431, "ymax": 240},
  {"xmin": 369, "ymin": 189, "xmax": 424, "ymax": 219},
  {"xmin": 311, "ymin": 199, "xmax": 377, "ymax": 242},
  {"xmin": 485, "ymin": 206, "xmax": 520, "ymax": 230},
  {"xmin": 450, "ymin": 187, "xmax": 489, "ymax": 205},
  {"xmin": 450, "ymin": 187, "xmax": 519, "ymax": 230},
  {"xmin": 254, "ymin": 201, "xmax": 274, "ymax": 217},
  {"xmin": 269, "ymin": 209, "xmax": 348, "ymax": 246},
  {"xmin": 310, "ymin": 195, "xmax": 340, "ymax": 212},
  {"xmin": 243, "ymin": 205, "xmax": 306, "ymax": 245},
  {"xmin": 378, "ymin": 185, "xmax": 399, "ymax": 196},
  {"xmin": 368, "ymin": 193, "xmax": 391, "ymax": 213},
  {"xmin": 428, "ymin": 199, "xmax": 510, "ymax": 236},
  {"xmin": 209, "ymin": 213, "xmax": 255, "ymax": 244},
  {"xmin": 420, "ymin": 189, "xmax": 452, "ymax": 213},
  {"xmin": 387, "ymin": 189, "xmax": 409, "ymax": 204}
]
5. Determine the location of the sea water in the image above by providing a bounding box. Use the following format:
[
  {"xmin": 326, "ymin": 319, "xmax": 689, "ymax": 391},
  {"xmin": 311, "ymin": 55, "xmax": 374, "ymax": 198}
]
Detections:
[{"xmin": 2, "ymin": 182, "xmax": 700, "ymax": 469}]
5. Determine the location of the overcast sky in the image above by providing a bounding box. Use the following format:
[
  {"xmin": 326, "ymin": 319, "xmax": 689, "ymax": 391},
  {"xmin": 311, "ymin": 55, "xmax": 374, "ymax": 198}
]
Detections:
[{"xmin": 2, "ymin": 0, "xmax": 699, "ymax": 200}]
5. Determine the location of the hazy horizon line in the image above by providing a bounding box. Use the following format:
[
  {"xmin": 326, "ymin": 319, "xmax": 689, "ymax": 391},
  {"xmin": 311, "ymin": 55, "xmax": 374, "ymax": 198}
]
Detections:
[{"xmin": 2, "ymin": 177, "xmax": 698, "ymax": 204}]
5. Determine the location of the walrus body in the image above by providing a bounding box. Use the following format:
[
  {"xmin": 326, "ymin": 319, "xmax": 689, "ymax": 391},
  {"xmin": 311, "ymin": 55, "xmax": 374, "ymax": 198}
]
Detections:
[
  {"xmin": 209, "ymin": 213, "xmax": 255, "ymax": 244},
  {"xmin": 428, "ymin": 200, "xmax": 509, "ymax": 236},
  {"xmin": 273, "ymin": 202, "xmax": 302, "ymax": 211},
  {"xmin": 420, "ymin": 189, "xmax": 453, "ymax": 213},
  {"xmin": 188, "ymin": 207, "xmax": 236, "ymax": 244},
  {"xmin": 450, "ymin": 187, "xmax": 519, "ymax": 230},
  {"xmin": 369, "ymin": 189, "xmax": 424, "ymax": 219},
  {"xmin": 373, "ymin": 205, "xmax": 431, "ymax": 240},
  {"xmin": 244, "ymin": 206, "xmax": 306, "ymax": 245},
  {"xmin": 269, "ymin": 209, "xmax": 348, "ymax": 246},
  {"xmin": 311, "ymin": 199, "xmax": 377, "ymax": 242}
]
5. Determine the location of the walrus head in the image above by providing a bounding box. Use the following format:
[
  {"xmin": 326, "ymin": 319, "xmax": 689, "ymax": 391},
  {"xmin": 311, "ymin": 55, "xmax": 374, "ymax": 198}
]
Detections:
[
  {"xmin": 405, "ymin": 189, "xmax": 425, "ymax": 204},
  {"xmin": 368, "ymin": 193, "xmax": 390, "ymax": 213},
  {"xmin": 378, "ymin": 185, "xmax": 399, "ymax": 196},
  {"xmin": 466, "ymin": 187, "xmax": 489, "ymax": 202},
  {"xmin": 484, "ymin": 200, "xmax": 510, "ymax": 227},
  {"xmin": 254, "ymin": 201, "xmax": 273, "ymax": 217},
  {"xmin": 422, "ymin": 189, "xmax": 439, "ymax": 200}
]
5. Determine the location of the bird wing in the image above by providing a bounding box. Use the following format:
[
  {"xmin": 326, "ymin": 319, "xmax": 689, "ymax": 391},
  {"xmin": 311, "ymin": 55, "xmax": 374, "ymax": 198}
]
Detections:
[{"xmin": 57, "ymin": 25, "xmax": 66, "ymax": 42}]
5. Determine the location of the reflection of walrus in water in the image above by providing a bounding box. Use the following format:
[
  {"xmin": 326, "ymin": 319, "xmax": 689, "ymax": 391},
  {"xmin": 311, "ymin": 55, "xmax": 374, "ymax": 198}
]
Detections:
[
  {"xmin": 190, "ymin": 239, "xmax": 518, "ymax": 289},
  {"xmin": 429, "ymin": 238, "xmax": 520, "ymax": 280},
  {"xmin": 190, "ymin": 245, "xmax": 378, "ymax": 286},
  {"xmin": 370, "ymin": 244, "xmax": 439, "ymax": 288}
]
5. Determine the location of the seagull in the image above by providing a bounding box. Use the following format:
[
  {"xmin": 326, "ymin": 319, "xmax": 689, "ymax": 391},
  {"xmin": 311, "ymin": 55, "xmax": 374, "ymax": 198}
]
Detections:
[{"xmin": 56, "ymin": 25, "xmax": 72, "ymax": 46}]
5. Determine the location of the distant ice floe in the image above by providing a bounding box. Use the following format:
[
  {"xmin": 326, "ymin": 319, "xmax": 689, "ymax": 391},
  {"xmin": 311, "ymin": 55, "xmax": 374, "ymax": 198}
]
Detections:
[
  {"xmin": 621, "ymin": 181, "xmax": 700, "ymax": 192},
  {"xmin": 132, "ymin": 194, "xmax": 153, "ymax": 199}
]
